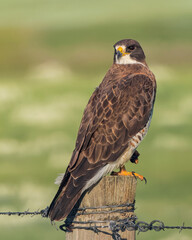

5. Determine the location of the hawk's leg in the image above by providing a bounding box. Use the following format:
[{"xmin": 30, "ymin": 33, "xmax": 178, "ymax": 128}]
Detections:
[
  {"xmin": 130, "ymin": 150, "xmax": 140, "ymax": 164},
  {"xmin": 111, "ymin": 166, "xmax": 146, "ymax": 183}
]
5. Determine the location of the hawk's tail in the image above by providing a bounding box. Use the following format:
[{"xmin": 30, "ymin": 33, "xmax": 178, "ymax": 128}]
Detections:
[
  {"xmin": 47, "ymin": 170, "xmax": 83, "ymax": 221},
  {"xmin": 48, "ymin": 159, "xmax": 104, "ymax": 221}
]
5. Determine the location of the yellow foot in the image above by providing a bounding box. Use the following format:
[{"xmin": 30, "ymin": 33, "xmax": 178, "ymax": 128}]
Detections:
[{"xmin": 111, "ymin": 166, "xmax": 147, "ymax": 183}]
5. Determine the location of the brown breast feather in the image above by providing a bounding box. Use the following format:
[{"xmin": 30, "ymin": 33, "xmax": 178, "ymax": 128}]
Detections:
[{"xmin": 48, "ymin": 63, "xmax": 156, "ymax": 221}]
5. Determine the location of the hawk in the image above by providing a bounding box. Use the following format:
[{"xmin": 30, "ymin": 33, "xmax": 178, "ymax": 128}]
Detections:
[{"xmin": 48, "ymin": 39, "xmax": 156, "ymax": 221}]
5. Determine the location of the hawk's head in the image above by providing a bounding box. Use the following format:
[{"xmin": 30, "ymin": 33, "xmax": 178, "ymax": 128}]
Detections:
[{"xmin": 113, "ymin": 39, "xmax": 146, "ymax": 65}]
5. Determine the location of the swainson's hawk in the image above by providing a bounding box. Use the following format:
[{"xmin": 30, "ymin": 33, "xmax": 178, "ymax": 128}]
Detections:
[{"xmin": 48, "ymin": 39, "xmax": 156, "ymax": 221}]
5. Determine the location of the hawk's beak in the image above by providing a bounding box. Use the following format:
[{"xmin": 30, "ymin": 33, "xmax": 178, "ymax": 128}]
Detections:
[
  {"xmin": 117, "ymin": 50, "xmax": 122, "ymax": 59},
  {"xmin": 116, "ymin": 46, "xmax": 125, "ymax": 59}
]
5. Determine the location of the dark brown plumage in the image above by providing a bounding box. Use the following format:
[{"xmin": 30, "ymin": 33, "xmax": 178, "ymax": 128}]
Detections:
[{"xmin": 48, "ymin": 39, "xmax": 156, "ymax": 221}]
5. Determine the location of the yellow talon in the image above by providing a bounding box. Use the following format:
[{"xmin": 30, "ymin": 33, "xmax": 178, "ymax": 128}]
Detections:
[{"xmin": 111, "ymin": 166, "xmax": 147, "ymax": 183}]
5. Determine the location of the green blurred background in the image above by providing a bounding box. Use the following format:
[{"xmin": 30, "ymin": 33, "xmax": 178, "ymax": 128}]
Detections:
[{"xmin": 0, "ymin": 0, "xmax": 192, "ymax": 239}]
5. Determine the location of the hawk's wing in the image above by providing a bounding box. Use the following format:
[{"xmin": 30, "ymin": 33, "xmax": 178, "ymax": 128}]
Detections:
[{"xmin": 48, "ymin": 73, "xmax": 155, "ymax": 221}]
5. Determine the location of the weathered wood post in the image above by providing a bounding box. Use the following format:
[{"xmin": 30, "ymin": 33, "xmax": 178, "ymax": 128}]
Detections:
[{"xmin": 66, "ymin": 175, "xmax": 137, "ymax": 240}]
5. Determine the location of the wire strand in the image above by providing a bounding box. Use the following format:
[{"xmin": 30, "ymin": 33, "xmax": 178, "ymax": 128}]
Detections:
[{"xmin": 1, "ymin": 205, "xmax": 192, "ymax": 239}]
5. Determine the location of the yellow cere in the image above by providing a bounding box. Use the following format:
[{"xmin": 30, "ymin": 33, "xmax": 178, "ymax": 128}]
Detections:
[
  {"xmin": 117, "ymin": 46, "xmax": 129, "ymax": 56},
  {"xmin": 117, "ymin": 46, "xmax": 123, "ymax": 53}
]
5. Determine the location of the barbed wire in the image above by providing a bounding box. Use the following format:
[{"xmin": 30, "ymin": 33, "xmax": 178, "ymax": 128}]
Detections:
[
  {"xmin": 0, "ymin": 207, "xmax": 48, "ymax": 217},
  {"xmin": 1, "ymin": 206, "xmax": 192, "ymax": 240},
  {"xmin": 60, "ymin": 216, "xmax": 192, "ymax": 239},
  {"xmin": 76, "ymin": 202, "xmax": 135, "ymax": 216}
]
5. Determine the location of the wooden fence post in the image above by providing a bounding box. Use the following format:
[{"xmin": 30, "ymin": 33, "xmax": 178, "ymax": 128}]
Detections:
[{"xmin": 66, "ymin": 175, "xmax": 137, "ymax": 240}]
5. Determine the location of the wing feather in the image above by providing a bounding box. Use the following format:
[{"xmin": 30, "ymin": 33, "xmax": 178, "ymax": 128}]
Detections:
[{"xmin": 48, "ymin": 71, "xmax": 156, "ymax": 221}]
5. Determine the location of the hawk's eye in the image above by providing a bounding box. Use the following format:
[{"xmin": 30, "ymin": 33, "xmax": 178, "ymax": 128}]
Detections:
[{"xmin": 127, "ymin": 45, "xmax": 135, "ymax": 51}]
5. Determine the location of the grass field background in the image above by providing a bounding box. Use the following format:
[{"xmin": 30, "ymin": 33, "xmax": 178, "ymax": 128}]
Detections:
[{"xmin": 0, "ymin": 0, "xmax": 192, "ymax": 239}]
